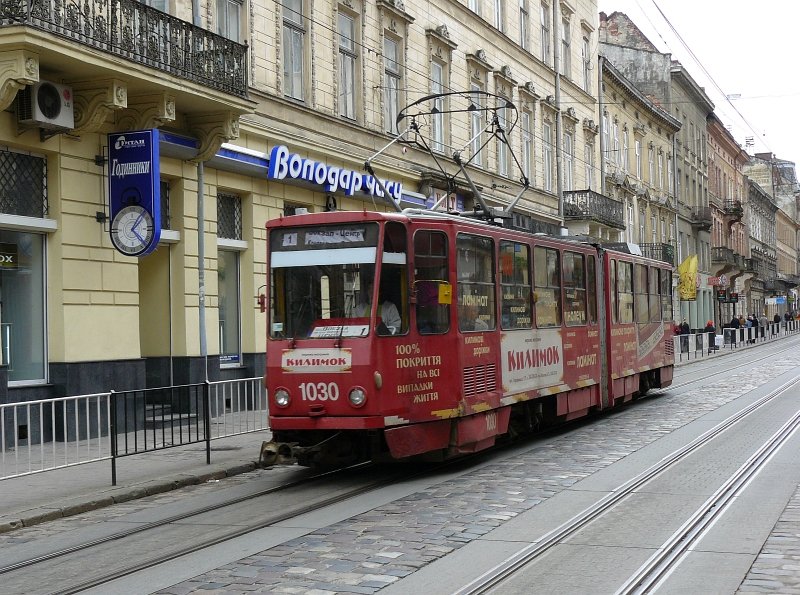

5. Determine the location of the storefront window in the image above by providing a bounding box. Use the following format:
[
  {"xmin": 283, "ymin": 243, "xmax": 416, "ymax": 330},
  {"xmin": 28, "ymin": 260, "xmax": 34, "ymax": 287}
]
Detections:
[
  {"xmin": 0, "ymin": 231, "xmax": 46, "ymax": 383},
  {"xmin": 218, "ymin": 250, "xmax": 241, "ymax": 365}
]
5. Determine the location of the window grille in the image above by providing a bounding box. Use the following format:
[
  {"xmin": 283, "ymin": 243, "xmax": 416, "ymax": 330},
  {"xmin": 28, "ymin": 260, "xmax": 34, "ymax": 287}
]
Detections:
[
  {"xmin": 0, "ymin": 149, "xmax": 47, "ymax": 217},
  {"xmin": 217, "ymin": 192, "xmax": 242, "ymax": 239}
]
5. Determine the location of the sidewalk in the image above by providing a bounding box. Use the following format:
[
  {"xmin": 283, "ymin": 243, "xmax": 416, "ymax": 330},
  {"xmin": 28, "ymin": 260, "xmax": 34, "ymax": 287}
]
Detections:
[{"xmin": 0, "ymin": 431, "xmax": 270, "ymax": 534}]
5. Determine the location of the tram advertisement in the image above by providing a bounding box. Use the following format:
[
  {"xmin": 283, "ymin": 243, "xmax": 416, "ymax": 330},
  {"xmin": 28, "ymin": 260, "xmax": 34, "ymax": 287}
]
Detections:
[{"xmin": 501, "ymin": 329, "xmax": 564, "ymax": 392}]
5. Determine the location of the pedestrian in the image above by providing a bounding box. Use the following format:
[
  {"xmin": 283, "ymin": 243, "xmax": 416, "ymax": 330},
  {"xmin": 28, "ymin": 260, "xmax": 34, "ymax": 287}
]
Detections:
[
  {"xmin": 730, "ymin": 314, "xmax": 740, "ymax": 329},
  {"xmin": 679, "ymin": 319, "xmax": 690, "ymax": 353},
  {"xmin": 705, "ymin": 320, "xmax": 717, "ymax": 351}
]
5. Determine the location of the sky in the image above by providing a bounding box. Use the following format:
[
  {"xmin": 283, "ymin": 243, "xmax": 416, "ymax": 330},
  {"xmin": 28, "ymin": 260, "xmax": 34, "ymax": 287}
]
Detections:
[{"xmin": 596, "ymin": 0, "xmax": 800, "ymax": 169}]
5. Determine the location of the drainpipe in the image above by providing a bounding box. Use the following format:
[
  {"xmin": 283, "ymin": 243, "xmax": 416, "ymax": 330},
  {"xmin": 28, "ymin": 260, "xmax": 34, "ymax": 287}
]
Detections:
[
  {"xmin": 598, "ymin": 56, "xmax": 606, "ymax": 197},
  {"xmin": 198, "ymin": 162, "xmax": 208, "ymax": 382},
  {"xmin": 553, "ymin": 1, "xmax": 565, "ymax": 235}
]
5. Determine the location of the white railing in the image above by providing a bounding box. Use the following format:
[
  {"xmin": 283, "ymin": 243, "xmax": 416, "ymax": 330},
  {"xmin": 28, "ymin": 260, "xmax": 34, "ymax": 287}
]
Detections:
[
  {"xmin": 208, "ymin": 377, "xmax": 268, "ymax": 438},
  {"xmin": 0, "ymin": 393, "xmax": 112, "ymax": 480},
  {"xmin": 673, "ymin": 320, "xmax": 799, "ymax": 361},
  {"xmin": 1, "ymin": 377, "xmax": 268, "ymax": 481}
]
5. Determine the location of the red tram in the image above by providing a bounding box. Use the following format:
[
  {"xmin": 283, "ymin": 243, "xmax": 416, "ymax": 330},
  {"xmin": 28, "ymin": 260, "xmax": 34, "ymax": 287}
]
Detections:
[{"xmin": 263, "ymin": 209, "xmax": 674, "ymax": 467}]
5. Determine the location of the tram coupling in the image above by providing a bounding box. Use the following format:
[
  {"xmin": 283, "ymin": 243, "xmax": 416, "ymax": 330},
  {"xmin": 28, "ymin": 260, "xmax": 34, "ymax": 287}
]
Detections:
[{"xmin": 258, "ymin": 440, "xmax": 297, "ymax": 467}]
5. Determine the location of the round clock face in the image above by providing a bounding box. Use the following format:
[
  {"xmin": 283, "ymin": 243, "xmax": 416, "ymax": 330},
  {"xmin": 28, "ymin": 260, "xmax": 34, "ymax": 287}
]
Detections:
[{"xmin": 110, "ymin": 205, "xmax": 155, "ymax": 256}]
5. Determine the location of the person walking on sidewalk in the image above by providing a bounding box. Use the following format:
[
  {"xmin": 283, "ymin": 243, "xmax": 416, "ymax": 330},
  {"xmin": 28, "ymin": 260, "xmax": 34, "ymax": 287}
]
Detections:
[{"xmin": 705, "ymin": 320, "xmax": 717, "ymax": 351}]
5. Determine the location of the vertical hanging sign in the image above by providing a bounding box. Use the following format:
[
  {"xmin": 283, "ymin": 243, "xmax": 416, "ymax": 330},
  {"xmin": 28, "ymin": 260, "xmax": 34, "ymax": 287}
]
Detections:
[{"xmin": 108, "ymin": 130, "xmax": 161, "ymax": 257}]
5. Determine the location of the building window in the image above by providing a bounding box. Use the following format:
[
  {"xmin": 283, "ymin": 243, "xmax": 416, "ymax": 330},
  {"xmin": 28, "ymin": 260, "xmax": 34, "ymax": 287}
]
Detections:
[
  {"xmin": 497, "ymin": 104, "xmax": 509, "ymax": 176},
  {"xmin": 384, "ymin": 36, "xmax": 401, "ymax": 134},
  {"xmin": 519, "ymin": 0, "xmax": 529, "ymax": 50},
  {"xmin": 217, "ymin": 192, "xmax": 242, "ymax": 240},
  {"xmin": 622, "ymin": 128, "xmax": 629, "ymax": 171},
  {"xmin": 282, "ymin": 0, "xmax": 305, "ymax": 101},
  {"xmin": 216, "ymin": 0, "xmax": 242, "ymax": 42},
  {"xmin": 581, "ymin": 35, "xmax": 591, "ymax": 92},
  {"xmin": 431, "ymin": 61, "xmax": 444, "ymax": 153},
  {"xmin": 602, "ymin": 113, "xmax": 609, "ymax": 163},
  {"xmin": 540, "ymin": 3, "xmax": 550, "ymax": 66},
  {"xmin": 667, "ymin": 157, "xmax": 674, "ymax": 194},
  {"xmin": 635, "ymin": 139, "xmax": 641, "ymax": 178},
  {"xmin": 658, "ymin": 152, "xmax": 664, "ymax": 189},
  {"xmin": 218, "ymin": 249, "xmax": 241, "ymax": 366},
  {"xmin": 522, "ymin": 110, "xmax": 533, "ymax": 181},
  {"xmin": 470, "ymin": 83, "xmax": 484, "ymax": 167},
  {"xmin": 648, "ymin": 145, "xmax": 654, "ymax": 184},
  {"xmin": 584, "ymin": 142, "xmax": 593, "ymax": 189},
  {"xmin": 494, "ymin": 0, "xmax": 504, "ymax": 31},
  {"xmin": 543, "ymin": 121, "xmax": 553, "ymax": 192},
  {"xmin": 469, "ymin": 0, "xmax": 480, "ymax": 16},
  {"xmin": 612, "ymin": 120, "xmax": 620, "ymax": 166},
  {"xmin": 651, "ymin": 214, "xmax": 657, "ymax": 242},
  {"xmin": 0, "ymin": 230, "xmax": 46, "ymax": 383},
  {"xmin": 560, "ymin": 17, "xmax": 570, "ymax": 77},
  {"xmin": 627, "ymin": 202, "xmax": 634, "ymax": 243},
  {"xmin": 338, "ymin": 12, "xmax": 357, "ymax": 120},
  {"xmin": 639, "ymin": 209, "xmax": 645, "ymax": 242},
  {"xmin": 563, "ymin": 131, "xmax": 574, "ymax": 191}
]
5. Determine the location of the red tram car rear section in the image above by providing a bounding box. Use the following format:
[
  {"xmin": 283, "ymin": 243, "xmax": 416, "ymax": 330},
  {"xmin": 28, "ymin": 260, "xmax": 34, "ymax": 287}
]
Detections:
[{"xmin": 263, "ymin": 210, "xmax": 674, "ymax": 467}]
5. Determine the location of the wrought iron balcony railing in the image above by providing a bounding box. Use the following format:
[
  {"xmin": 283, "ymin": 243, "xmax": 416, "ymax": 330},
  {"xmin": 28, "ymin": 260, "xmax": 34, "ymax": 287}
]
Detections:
[
  {"xmin": 0, "ymin": 0, "xmax": 248, "ymax": 98},
  {"xmin": 691, "ymin": 206, "xmax": 712, "ymax": 230},
  {"xmin": 639, "ymin": 242, "xmax": 675, "ymax": 266},
  {"xmin": 724, "ymin": 200, "xmax": 744, "ymax": 218},
  {"xmin": 712, "ymin": 246, "xmax": 736, "ymax": 266},
  {"xmin": 563, "ymin": 190, "xmax": 625, "ymax": 230}
]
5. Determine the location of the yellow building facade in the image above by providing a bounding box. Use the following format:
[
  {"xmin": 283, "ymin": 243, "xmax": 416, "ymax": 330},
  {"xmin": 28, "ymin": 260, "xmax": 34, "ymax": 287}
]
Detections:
[{"xmin": 0, "ymin": 0, "xmax": 603, "ymax": 401}]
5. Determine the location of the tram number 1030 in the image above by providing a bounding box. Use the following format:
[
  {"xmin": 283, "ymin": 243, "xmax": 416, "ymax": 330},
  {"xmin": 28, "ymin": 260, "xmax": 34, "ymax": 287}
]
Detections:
[{"xmin": 299, "ymin": 382, "xmax": 340, "ymax": 401}]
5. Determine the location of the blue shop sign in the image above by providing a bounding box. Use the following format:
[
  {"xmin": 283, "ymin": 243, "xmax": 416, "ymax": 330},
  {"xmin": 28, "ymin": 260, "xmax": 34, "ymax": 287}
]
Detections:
[
  {"xmin": 267, "ymin": 145, "xmax": 403, "ymax": 203},
  {"xmin": 108, "ymin": 130, "xmax": 161, "ymax": 257}
]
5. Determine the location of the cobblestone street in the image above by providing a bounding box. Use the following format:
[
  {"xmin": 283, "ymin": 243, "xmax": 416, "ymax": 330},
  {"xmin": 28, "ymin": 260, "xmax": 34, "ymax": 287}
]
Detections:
[{"xmin": 155, "ymin": 353, "xmax": 800, "ymax": 594}]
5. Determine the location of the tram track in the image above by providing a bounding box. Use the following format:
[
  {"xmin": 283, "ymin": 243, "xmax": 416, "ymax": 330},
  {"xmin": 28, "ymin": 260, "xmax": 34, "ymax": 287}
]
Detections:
[
  {"xmin": 0, "ymin": 461, "xmax": 402, "ymax": 593},
  {"xmin": 3, "ymin": 453, "xmax": 491, "ymax": 595},
  {"xmin": 454, "ymin": 373, "xmax": 800, "ymax": 594}
]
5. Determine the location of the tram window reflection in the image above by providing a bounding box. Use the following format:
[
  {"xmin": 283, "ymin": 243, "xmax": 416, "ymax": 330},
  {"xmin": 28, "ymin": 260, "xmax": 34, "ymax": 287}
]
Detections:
[
  {"xmin": 500, "ymin": 241, "xmax": 532, "ymax": 329},
  {"xmin": 414, "ymin": 230, "xmax": 450, "ymax": 334},
  {"xmin": 563, "ymin": 251, "xmax": 587, "ymax": 326},
  {"xmin": 534, "ymin": 246, "xmax": 561, "ymax": 327},
  {"xmin": 457, "ymin": 233, "xmax": 495, "ymax": 331}
]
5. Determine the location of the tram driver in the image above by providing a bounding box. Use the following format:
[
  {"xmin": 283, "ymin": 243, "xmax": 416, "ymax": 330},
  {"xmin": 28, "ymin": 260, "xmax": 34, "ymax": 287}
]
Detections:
[{"xmin": 354, "ymin": 279, "xmax": 401, "ymax": 335}]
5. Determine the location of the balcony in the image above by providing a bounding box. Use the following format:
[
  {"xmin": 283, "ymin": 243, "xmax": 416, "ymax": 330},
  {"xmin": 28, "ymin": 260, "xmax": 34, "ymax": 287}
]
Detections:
[
  {"xmin": 639, "ymin": 243, "xmax": 675, "ymax": 266},
  {"xmin": 563, "ymin": 190, "xmax": 625, "ymax": 230},
  {"xmin": 0, "ymin": 0, "xmax": 247, "ymax": 97},
  {"xmin": 724, "ymin": 200, "xmax": 744, "ymax": 218},
  {"xmin": 712, "ymin": 246, "xmax": 737, "ymax": 267},
  {"xmin": 691, "ymin": 206, "xmax": 712, "ymax": 231}
]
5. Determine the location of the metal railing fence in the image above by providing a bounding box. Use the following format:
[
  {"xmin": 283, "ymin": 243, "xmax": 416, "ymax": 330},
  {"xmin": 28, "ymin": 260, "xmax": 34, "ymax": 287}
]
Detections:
[
  {"xmin": 1, "ymin": 377, "xmax": 267, "ymax": 484},
  {"xmin": 673, "ymin": 320, "xmax": 800, "ymax": 361}
]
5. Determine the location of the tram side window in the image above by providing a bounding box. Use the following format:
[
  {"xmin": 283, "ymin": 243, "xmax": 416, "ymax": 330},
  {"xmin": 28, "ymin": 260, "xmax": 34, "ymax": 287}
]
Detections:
[
  {"xmin": 610, "ymin": 259, "xmax": 618, "ymax": 323},
  {"xmin": 587, "ymin": 254, "xmax": 598, "ymax": 324},
  {"xmin": 377, "ymin": 222, "xmax": 409, "ymax": 335},
  {"xmin": 534, "ymin": 246, "xmax": 561, "ymax": 327},
  {"xmin": 414, "ymin": 230, "xmax": 450, "ymax": 334},
  {"xmin": 563, "ymin": 251, "xmax": 587, "ymax": 326},
  {"xmin": 634, "ymin": 263, "xmax": 648, "ymax": 323},
  {"xmin": 457, "ymin": 234, "xmax": 495, "ymax": 331},
  {"xmin": 618, "ymin": 260, "xmax": 634, "ymax": 323},
  {"xmin": 661, "ymin": 268, "xmax": 674, "ymax": 321},
  {"xmin": 500, "ymin": 241, "xmax": 532, "ymax": 329},
  {"xmin": 649, "ymin": 266, "xmax": 661, "ymax": 322}
]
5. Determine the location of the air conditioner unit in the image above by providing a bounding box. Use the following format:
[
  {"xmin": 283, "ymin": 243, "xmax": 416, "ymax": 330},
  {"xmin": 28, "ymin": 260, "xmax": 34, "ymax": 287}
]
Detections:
[{"xmin": 17, "ymin": 81, "xmax": 75, "ymax": 130}]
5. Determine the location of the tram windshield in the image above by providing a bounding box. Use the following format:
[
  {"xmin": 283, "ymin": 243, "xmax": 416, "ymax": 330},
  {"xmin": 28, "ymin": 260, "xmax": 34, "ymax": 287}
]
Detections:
[{"xmin": 268, "ymin": 222, "xmax": 407, "ymax": 339}]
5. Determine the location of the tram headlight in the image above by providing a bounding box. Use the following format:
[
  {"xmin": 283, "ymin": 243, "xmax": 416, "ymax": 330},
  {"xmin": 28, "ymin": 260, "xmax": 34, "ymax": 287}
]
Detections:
[
  {"xmin": 274, "ymin": 388, "xmax": 290, "ymax": 408},
  {"xmin": 348, "ymin": 387, "xmax": 367, "ymax": 408}
]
